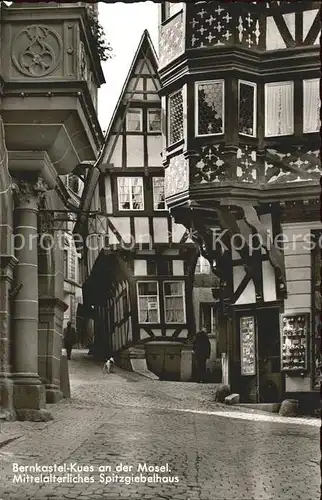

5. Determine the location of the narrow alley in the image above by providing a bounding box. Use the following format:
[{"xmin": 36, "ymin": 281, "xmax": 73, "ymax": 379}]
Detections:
[{"xmin": 0, "ymin": 351, "xmax": 320, "ymax": 500}]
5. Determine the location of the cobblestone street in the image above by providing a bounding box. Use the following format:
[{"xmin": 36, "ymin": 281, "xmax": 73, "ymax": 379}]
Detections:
[{"xmin": 0, "ymin": 351, "xmax": 320, "ymax": 500}]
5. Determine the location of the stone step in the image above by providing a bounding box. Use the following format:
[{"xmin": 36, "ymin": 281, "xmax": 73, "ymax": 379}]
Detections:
[{"xmin": 237, "ymin": 403, "xmax": 281, "ymax": 413}]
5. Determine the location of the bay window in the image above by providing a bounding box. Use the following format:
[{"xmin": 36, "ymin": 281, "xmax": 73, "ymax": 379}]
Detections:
[
  {"xmin": 137, "ymin": 281, "xmax": 160, "ymax": 323},
  {"xmin": 152, "ymin": 177, "xmax": 166, "ymax": 210},
  {"xmin": 238, "ymin": 80, "xmax": 257, "ymax": 137},
  {"xmin": 117, "ymin": 177, "xmax": 144, "ymax": 211},
  {"xmin": 163, "ymin": 281, "xmax": 186, "ymax": 323},
  {"xmin": 195, "ymin": 80, "xmax": 225, "ymax": 137},
  {"xmin": 265, "ymin": 81, "xmax": 294, "ymax": 137}
]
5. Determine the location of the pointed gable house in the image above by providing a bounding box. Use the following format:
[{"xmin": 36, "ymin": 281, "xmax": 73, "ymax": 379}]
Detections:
[{"xmin": 81, "ymin": 31, "xmax": 205, "ymax": 379}]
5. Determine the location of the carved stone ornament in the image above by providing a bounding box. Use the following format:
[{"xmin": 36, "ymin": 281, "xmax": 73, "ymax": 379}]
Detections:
[
  {"xmin": 12, "ymin": 178, "xmax": 48, "ymax": 206},
  {"xmin": 12, "ymin": 25, "xmax": 62, "ymax": 77},
  {"xmin": 164, "ymin": 155, "xmax": 189, "ymax": 198}
]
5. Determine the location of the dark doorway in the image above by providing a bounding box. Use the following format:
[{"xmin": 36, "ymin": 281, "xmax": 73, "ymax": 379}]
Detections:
[{"xmin": 257, "ymin": 308, "xmax": 282, "ymax": 403}]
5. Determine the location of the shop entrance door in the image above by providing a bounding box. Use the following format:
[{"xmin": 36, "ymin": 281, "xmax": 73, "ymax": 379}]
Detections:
[{"xmin": 257, "ymin": 308, "xmax": 282, "ymax": 403}]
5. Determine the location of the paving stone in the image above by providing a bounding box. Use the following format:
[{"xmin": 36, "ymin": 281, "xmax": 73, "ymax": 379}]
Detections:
[{"xmin": 0, "ymin": 350, "xmax": 319, "ymax": 500}]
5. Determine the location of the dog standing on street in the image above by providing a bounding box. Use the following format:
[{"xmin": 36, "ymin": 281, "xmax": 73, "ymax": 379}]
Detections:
[{"xmin": 102, "ymin": 357, "xmax": 115, "ymax": 374}]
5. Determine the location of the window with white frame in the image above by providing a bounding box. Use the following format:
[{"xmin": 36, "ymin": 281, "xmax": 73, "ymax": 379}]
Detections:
[
  {"xmin": 148, "ymin": 109, "xmax": 161, "ymax": 132},
  {"xmin": 168, "ymin": 90, "xmax": 184, "ymax": 145},
  {"xmin": 303, "ymin": 78, "xmax": 320, "ymax": 133},
  {"xmin": 126, "ymin": 109, "xmax": 143, "ymax": 132},
  {"xmin": 117, "ymin": 177, "xmax": 144, "ymax": 211},
  {"xmin": 238, "ymin": 80, "xmax": 257, "ymax": 137},
  {"xmin": 195, "ymin": 256, "xmax": 211, "ymax": 275},
  {"xmin": 265, "ymin": 81, "xmax": 294, "ymax": 137},
  {"xmin": 195, "ymin": 80, "xmax": 225, "ymax": 137},
  {"xmin": 137, "ymin": 281, "xmax": 160, "ymax": 323},
  {"xmin": 163, "ymin": 281, "xmax": 186, "ymax": 323},
  {"xmin": 152, "ymin": 177, "xmax": 166, "ymax": 210}
]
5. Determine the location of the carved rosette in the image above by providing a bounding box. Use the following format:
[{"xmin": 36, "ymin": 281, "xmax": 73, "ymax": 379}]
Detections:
[
  {"xmin": 12, "ymin": 178, "xmax": 48, "ymax": 207},
  {"xmin": 11, "ymin": 25, "xmax": 62, "ymax": 77},
  {"xmin": 235, "ymin": 146, "xmax": 258, "ymax": 183},
  {"xmin": 164, "ymin": 155, "xmax": 189, "ymax": 198}
]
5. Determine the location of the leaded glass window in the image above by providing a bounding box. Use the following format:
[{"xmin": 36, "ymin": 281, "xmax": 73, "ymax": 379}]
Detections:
[
  {"xmin": 163, "ymin": 281, "xmax": 185, "ymax": 323},
  {"xmin": 238, "ymin": 80, "xmax": 257, "ymax": 137},
  {"xmin": 265, "ymin": 81, "xmax": 294, "ymax": 136},
  {"xmin": 303, "ymin": 79, "xmax": 320, "ymax": 134},
  {"xmin": 137, "ymin": 281, "xmax": 160, "ymax": 323},
  {"xmin": 195, "ymin": 80, "xmax": 224, "ymax": 136},
  {"xmin": 168, "ymin": 90, "xmax": 184, "ymax": 145},
  {"xmin": 117, "ymin": 177, "xmax": 144, "ymax": 211},
  {"xmin": 152, "ymin": 177, "xmax": 166, "ymax": 210}
]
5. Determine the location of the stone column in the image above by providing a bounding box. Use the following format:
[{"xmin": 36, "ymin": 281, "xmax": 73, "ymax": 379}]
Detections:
[
  {"xmin": 11, "ymin": 178, "xmax": 49, "ymax": 419},
  {"xmin": 0, "ymin": 256, "xmax": 17, "ymax": 419}
]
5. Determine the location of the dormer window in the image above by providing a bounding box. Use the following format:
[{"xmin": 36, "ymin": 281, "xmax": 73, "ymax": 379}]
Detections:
[{"xmin": 126, "ymin": 108, "xmax": 143, "ymax": 132}]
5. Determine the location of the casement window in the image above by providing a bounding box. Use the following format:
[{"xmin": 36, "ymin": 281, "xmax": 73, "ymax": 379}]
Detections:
[
  {"xmin": 195, "ymin": 256, "xmax": 211, "ymax": 275},
  {"xmin": 265, "ymin": 81, "xmax": 294, "ymax": 137},
  {"xmin": 148, "ymin": 109, "xmax": 161, "ymax": 132},
  {"xmin": 152, "ymin": 177, "xmax": 166, "ymax": 210},
  {"xmin": 126, "ymin": 108, "xmax": 143, "ymax": 132},
  {"xmin": 147, "ymin": 261, "xmax": 158, "ymax": 276},
  {"xmin": 137, "ymin": 281, "xmax": 160, "ymax": 323},
  {"xmin": 195, "ymin": 80, "xmax": 225, "ymax": 137},
  {"xmin": 117, "ymin": 177, "xmax": 144, "ymax": 211},
  {"xmin": 168, "ymin": 89, "xmax": 184, "ymax": 145},
  {"xmin": 238, "ymin": 80, "xmax": 257, "ymax": 137},
  {"xmin": 303, "ymin": 78, "xmax": 320, "ymax": 134},
  {"xmin": 163, "ymin": 281, "xmax": 186, "ymax": 323}
]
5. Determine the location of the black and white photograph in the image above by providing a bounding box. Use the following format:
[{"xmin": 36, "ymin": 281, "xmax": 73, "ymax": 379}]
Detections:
[{"xmin": 0, "ymin": 1, "xmax": 320, "ymax": 499}]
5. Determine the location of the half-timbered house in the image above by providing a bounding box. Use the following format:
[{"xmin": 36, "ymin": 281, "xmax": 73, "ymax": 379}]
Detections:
[
  {"xmin": 158, "ymin": 1, "xmax": 321, "ymax": 407},
  {"xmin": 76, "ymin": 31, "xmax": 214, "ymax": 380}
]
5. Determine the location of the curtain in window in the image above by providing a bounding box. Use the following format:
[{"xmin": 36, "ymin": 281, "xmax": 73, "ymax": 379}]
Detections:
[
  {"xmin": 164, "ymin": 282, "xmax": 185, "ymax": 323},
  {"xmin": 138, "ymin": 282, "xmax": 159, "ymax": 323},
  {"xmin": 131, "ymin": 177, "xmax": 143, "ymax": 209},
  {"xmin": 303, "ymin": 79, "xmax": 320, "ymax": 133},
  {"xmin": 265, "ymin": 82, "xmax": 293, "ymax": 136}
]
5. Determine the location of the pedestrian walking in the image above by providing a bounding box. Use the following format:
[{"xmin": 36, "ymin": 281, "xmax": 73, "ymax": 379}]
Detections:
[
  {"xmin": 63, "ymin": 321, "xmax": 77, "ymax": 360},
  {"xmin": 193, "ymin": 327, "xmax": 211, "ymax": 383}
]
